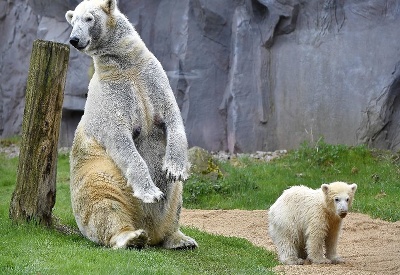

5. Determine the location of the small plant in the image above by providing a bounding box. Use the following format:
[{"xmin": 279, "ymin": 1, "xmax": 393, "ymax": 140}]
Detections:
[
  {"xmin": 202, "ymin": 158, "xmax": 224, "ymax": 179},
  {"xmin": 292, "ymin": 138, "xmax": 351, "ymax": 168}
]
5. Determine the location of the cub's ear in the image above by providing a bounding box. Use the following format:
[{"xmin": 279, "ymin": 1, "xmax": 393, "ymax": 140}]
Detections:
[
  {"xmin": 350, "ymin": 183, "xmax": 357, "ymax": 193},
  {"xmin": 65, "ymin": 10, "xmax": 74, "ymax": 24},
  {"xmin": 102, "ymin": 0, "xmax": 116, "ymax": 14},
  {"xmin": 321, "ymin": 183, "xmax": 329, "ymax": 195}
]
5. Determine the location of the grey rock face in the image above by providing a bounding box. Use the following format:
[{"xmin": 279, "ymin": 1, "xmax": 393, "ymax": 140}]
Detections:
[{"xmin": 1, "ymin": 0, "xmax": 400, "ymax": 152}]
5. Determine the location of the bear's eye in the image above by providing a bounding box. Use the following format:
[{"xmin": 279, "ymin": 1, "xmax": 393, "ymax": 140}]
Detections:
[{"xmin": 85, "ymin": 14, "xmax": 94, "ymax": 22}]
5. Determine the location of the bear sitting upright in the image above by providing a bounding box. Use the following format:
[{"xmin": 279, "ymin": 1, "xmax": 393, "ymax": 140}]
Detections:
[
  {"xmin": 268, "ymin": 181, "xmax": 357, "ymax": 265},
  {"xmin": 65, "ymin": 0, "xmax": 197, "ymax": 249}
]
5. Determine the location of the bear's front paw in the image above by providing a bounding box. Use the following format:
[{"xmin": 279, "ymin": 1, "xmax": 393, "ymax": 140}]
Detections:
[
  {"xmin": 163, "ymin": 156, "xmax": 189, "ymax": 181},
  {"xmin": 133, "ymin": 185, "xmax": 164, "ymax": 203}
]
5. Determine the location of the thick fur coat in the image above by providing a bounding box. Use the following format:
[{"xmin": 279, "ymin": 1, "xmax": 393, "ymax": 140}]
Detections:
[
  {"xmin": 268, "ymin": 181, "xmax": 357, "ymax": 265},
  {"xmin": 65, "ymin": 0, "xmax": 197, "ymax": 249}
]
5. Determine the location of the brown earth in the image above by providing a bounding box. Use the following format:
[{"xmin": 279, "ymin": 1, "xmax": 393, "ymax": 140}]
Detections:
[{"xmin": 181, "ymin": 209, "xmax": 400, "ymax": 275}]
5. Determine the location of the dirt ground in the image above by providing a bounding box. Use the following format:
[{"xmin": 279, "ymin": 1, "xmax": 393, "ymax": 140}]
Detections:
[{"xmin": 181, "ymin": 209, "xmax": 400, "ymax": 275}]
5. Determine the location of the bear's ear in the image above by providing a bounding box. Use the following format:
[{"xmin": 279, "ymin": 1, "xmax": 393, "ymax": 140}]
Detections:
[
  {"xmin": 102, "ymin": 0, "xmax": 116, "ymax": 14},
  {"xmin": 350, "ymin": 183, "xmax": 357, "ymax": 193},
  {"xmin": 321, "ymin": 183, "xmax": 329, "ymax": 195},
  {"xmin": 65, "ymin": 10, "xmax": 74, "ymax": 24}
]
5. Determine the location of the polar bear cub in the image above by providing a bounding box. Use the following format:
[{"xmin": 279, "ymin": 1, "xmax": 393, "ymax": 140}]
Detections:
[
  {"xmin": 268, "ymin": 181, "xmax": 357, "ymax": 265},
  {"xmin": 65, "ymin": 0, "xmax": 197, "ymax": 249}
]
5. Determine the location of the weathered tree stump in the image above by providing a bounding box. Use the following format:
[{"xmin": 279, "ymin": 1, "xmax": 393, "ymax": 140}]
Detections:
[{"xmin": 9, "ymin": 40, "xmax": 70, "ymax": 226}]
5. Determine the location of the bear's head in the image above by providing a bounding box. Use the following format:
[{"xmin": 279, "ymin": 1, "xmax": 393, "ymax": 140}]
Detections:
[
  {"xmin": 65, "ymin": 0, "xmax": 122, "ymax": 55},
  {"xmin": 321, "ymin": 181, "xmax": 357, "ymax": 218}
]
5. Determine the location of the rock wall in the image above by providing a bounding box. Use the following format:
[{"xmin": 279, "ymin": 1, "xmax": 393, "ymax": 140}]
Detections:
[{"xmin": 1, "ymin": 0, "xmax": 400, "ymax": 153}]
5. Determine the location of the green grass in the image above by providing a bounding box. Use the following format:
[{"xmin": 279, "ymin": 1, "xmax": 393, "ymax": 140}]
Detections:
[
  {"xmin": 0, "ymin": 150, "xmax": 277, "ymax": 274},
  {"xmin": 2, "ymin": 137, "xmax": 400, "ymax": 274},
  {"xmin": 183, "ymin": 139, "xmax": 400, "ymax": 222},
  {"xmin": 0, "ymin": 136, "xmax": 21, "ymax": 147},
  {"xmin": 0, "ymin": 221, "xmax": 276, "ymax": 274}
]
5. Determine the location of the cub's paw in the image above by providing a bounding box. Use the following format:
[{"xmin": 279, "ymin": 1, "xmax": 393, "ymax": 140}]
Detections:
[
  {"xmin": 282, "ymin": 257, "xmax": 305, "ymax": 265},
  {"xmin": 133, "ymin": 185, "xmax": 164, "ymax": 203},
  {"xmin": 330, "ymin": 256, "xmax": 345, "ymax": 264},
  {"xmin": 309, "ymin": 257, "xmax": 332, "ymax": 264}
]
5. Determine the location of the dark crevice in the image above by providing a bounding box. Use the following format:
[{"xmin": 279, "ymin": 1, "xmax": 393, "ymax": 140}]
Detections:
[{"xmin": 358, "ymin": 72, "xmax": 400, "ymax": 151}]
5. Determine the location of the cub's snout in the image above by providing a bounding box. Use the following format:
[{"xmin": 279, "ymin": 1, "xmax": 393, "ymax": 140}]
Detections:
[{"xmin": 339, "ymin": 211, "xmax": 347, "ymax": 218}]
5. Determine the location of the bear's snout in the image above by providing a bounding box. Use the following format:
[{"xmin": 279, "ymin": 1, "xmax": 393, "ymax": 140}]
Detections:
[
  {"xmin": 69, "ymin": 36, "xmax": 89, "ymax": 50},
  {"xmin": 69, "ymin": 37, "xmax": 80, "ymax": 48},
  {"xmin": 337, "ymin": 205, "xmax": 348, "ymax": 218}
]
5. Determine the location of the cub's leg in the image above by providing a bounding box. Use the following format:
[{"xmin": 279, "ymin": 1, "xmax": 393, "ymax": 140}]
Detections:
[
  {"xmin": 306, "ymin": 228, "xmax": 331, "ymax": 264},
  {"xmin": 325, "ymin": 227, "xmax": 344, "ymax": 264},
  {"xmin": 269, "ymin": 223, "xmax": 304, "ymax": 265},
  {"xmin": 276, "ymin": 240, "xmax": 305, "ymax": 265}
]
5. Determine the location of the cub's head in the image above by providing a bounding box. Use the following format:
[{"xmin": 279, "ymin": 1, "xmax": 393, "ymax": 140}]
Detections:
[
  {"xmin": 321, "ymin": 181, "xmax": 357, "ymax": 218},
  {"xmin": 65, "ymin": 0, "xmax": 118, "ymax": 55}
]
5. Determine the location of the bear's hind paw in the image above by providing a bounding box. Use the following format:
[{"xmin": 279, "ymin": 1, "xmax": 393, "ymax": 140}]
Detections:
[
  {"xmin": 111, "ymin": 229, "xmax": 148, "ymax": 249},
  {"xmin": 163, "ymin": 231, "xmax": 198, "ymax": 250}
]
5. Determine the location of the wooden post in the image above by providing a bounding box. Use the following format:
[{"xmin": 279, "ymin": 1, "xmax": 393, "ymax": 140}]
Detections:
[{"xmin": 9, "ymin": 40, "xmax": 70, "ymax": 226}]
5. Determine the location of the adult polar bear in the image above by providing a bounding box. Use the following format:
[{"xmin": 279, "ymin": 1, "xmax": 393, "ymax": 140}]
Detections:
[
  {"xmin": 268, "ymin": 181, "xmax": 357, "ymax": 265},
  {"xmin": 65, "ymin": 0, "xmax": 197, "ymax": 249}
]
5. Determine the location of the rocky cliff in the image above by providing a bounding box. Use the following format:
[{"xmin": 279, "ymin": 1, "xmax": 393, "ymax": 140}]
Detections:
[{"xmin": 1, "ymin": 0, "xmax": 400, "ymax": 153}]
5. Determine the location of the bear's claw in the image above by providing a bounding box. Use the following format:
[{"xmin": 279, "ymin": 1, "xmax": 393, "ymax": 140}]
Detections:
[{"xmin": 163, "ymin": 160, "xmax": 189, "ymax": 181}]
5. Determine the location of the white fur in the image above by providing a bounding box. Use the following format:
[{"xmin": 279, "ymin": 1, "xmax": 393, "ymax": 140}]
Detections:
[
  {"xmin": 268, "ymin": 181, "xmax": 357, "ymax": 265},
  {"xmin": 65, "ymin": 0, "xmax": 196, "ymax": 249}
]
